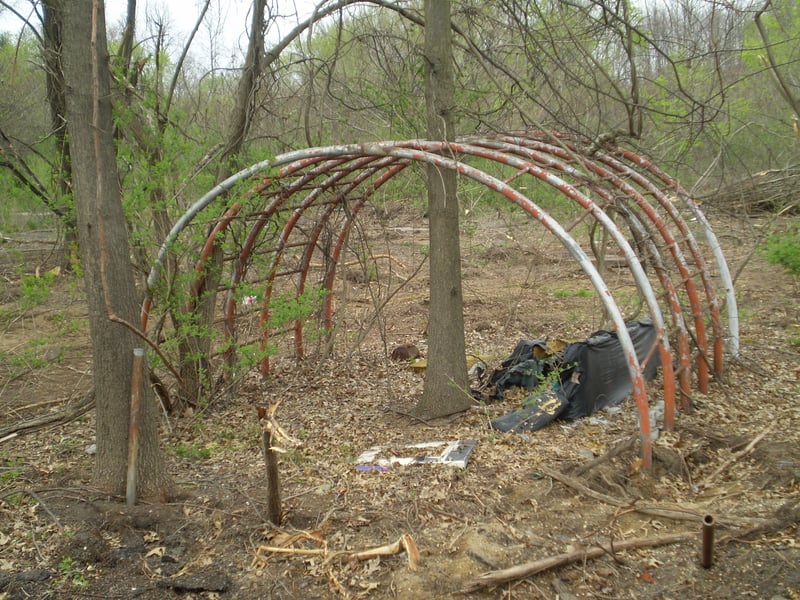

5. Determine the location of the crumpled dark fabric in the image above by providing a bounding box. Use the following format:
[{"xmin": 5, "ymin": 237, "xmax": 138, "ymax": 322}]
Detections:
[{"xmin": 489, "ymin": 320, "xmax": 660, "ymax": 433}]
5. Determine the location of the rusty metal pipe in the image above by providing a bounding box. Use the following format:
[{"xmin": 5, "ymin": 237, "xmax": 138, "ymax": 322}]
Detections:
[
  {"xmin": 126, "ymin": 348, "xmax": 145, "ymax": 508},
  {"xmin": 701, "ymin": 514, "xmax": 715, "ymax": 568}
]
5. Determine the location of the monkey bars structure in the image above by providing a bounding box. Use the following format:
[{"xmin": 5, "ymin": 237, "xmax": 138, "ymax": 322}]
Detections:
[{"xmin": 141, "ymin": 131, "xmax": 738, "ymax": 469}]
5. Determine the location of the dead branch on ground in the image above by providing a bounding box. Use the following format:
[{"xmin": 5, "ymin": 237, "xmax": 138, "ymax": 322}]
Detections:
[
  {"xmin": 540, "ymin": 466, "xmax": 763, "ymax": 528},
  {"xmin": 462, "ymin": 495, "xmax": 800, "ymax": 593},
  {"xmin": 699, "ymin": 424, "xmax": 774, "ymax": 487},
  {"xmin": 254, "ymin": 533, "xmax": 419, "ymax": 571},
  {"xmin": 461, "ymin": 532, "xmax": 694, "ymax": 592},
  {"xmin": 0, "ymin": 389, "xmax": 94, "ymax": 441},
  {"xmin": 572, "ymin": 435, "xmax": 637, "ymax": 475},
  {"xmin": 0, "ymin": 489, "xmax": 62, "ymax": 529}
]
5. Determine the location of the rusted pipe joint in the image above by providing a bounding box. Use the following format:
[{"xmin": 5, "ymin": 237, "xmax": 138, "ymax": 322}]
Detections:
[{"xmin": 701, "ymin": 514, "xmax": 715, "ymax": 568}]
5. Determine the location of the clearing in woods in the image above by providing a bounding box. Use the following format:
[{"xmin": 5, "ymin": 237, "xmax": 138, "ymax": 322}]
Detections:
[{"xmin": 1, "ymin": 203, "xmax": 799, "ymax": 599}]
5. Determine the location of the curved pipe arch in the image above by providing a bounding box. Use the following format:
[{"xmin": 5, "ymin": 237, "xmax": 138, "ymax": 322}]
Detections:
[
  {"xmin": 609, "ymin": 146, "xmax": 736, "ymax": 362},
  {"xmin": 258, "ymin": 155, "xmax": 399, "ymax": 372},
  {"xmin": 142, "ymin": 133, "xmax": 735, "ymax": 468},
  {"xmin": 394, "ymin": 140, "xmax": 675, "ymax": 426},
  {"xmin": 468, "ymin": 134, "xmax": 697, "ymax": 403},
  {"xmin": 456, "ymin": 136, "xmax": 691, "ymax": 406},
  {"xmin": 481, "ymin": 133, "xmax": 716, "ymax": 391},
  {"xmin": 531, "ymin": 130, "xmax": 733, "ymax": 372},
  {"xmin": 589, "ymin": 148, "xmax": 721, "ymax": 384},
  {"xmin": 289, "ymin": 157, "xmax": 401, "ymax": 365},
  {"xmin": 339, "ymin": 143, "xmax": 656, "ymax": 466}
]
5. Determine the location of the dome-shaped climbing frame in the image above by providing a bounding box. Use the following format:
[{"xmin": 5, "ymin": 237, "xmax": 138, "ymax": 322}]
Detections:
[{"xmin": 141, "ymin": 130, "xmax": 738, "ymax": 469}]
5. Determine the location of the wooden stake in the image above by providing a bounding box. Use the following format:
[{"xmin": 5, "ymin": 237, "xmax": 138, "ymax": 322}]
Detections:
[
  {"xmin": 257, "ymin": 404, "xmax": 289, "ymax": 525},
  {"xmin": 263, "ymin": 427, "xmax": 282, "ymax": 524}
]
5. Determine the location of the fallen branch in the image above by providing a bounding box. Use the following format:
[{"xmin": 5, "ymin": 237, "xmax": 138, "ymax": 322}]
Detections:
[
  {"xmin": 0, "ymin": 389, "xmax": 94, "ymax": 441},
  {"xmin": 461, "ymin": 532, "xmax": 694, "ymax": 592},
  {"xmin": 540, "ymin": 465, "xmax": 631, "ymax": 507},
  {"xmin": 0, "ymin": 489, "xmax": 62, "ymax": 529},
  {"xmin": 573, "ymin": 435, "xmax": 637, "ymax": 475},
  {"xmin": 540, "ymin": 466, "xmax": 762, "ymax": 528},
  {"xmin": 254, "ymin": 533, "xmax": 420, "ymax": 571},
  {"xmin": 462, "ymin": 494, "xmax": 800, "ymax": 593},
  {"xmin": 718, "ymin": 496, "xmax": 800, "ymax": 543},
  {"xmin": 256, "ymin": 546, "xmax": 327, "ymax": 557},
  {"xmin": 347, "ymin": 533, "xmax": 419, "ymax": 571},
  {"xmin": 251, "ymin": 527, "xmax": 329, "ymax": 569},
  {"xmin": 467, "ymin": 405, "xmax": 508, "ymax": 414}
]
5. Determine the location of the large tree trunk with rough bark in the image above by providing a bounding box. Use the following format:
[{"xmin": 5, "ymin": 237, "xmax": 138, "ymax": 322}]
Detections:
[
  {"xmin": 414, "ymin": 0, "xmax": 471, "ymax": 419},
  {"xmin": 57, "ymin": 0, "xmax": 172, "ymax": 500}
]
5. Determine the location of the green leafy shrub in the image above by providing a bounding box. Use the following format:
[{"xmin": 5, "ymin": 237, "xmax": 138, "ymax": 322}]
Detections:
[
  {"xmin": 764, "ymin": 227, "xmax": 800, "ymax": 276},
  {"xmin": 19, "ymin": 270, "xmax": 57, "ymax": 308},
  {"xmin": 58, "ymin": 556, "xmax": 89, "ymax": 588}
]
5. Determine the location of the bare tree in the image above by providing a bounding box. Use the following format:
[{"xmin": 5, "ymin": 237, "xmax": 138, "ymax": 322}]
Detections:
[
  {"xmin": 413, "ymin": 0, "xmax": 471, "ymax": 419},
  {"xmin": 0, "ymin": 2, "xmax": 75, "ymax": 265}
]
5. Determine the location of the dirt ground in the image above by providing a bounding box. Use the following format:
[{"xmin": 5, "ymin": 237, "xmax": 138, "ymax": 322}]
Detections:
[{"xmin": 1, "ymin": 202, "xmax": 799, "ymax": 599}]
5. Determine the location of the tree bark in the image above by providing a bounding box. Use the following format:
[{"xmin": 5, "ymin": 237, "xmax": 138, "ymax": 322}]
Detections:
[
  {"xmin": 216, "ymin": 0, "xmax": 266, "ymax": 183},
  {"xmin": 57, "ymin": 0, "xmax": 172, "ymax": 500},
  {"xmin": 414, "ymin": 0, "xmax": 471, "ymax": 418}
]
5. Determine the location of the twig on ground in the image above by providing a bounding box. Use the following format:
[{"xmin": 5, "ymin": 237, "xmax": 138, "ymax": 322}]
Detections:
[
  {"xmin": 467, "ymin": 405, "xmax": 507, "ymax": 414},
  {"xmin": 540, "ymin": 466, "xmax": 630, "ymax": 507},
  {"xmin": 0, "ymin": 389, "xmax": 95, "ymax": 441},
  {"xmin": 572, "ymin": 435, "xmax": 637, "ymax": 475},
  {"xmin": 254, "ymin": 533, "xmax": 419, "ymax": 571},
  {"xmin": 0, "ymin": 489, "xmax": 63, "ymax": 530},
  {"xmin": 718, "ymin": 496, "xmax": 800, "ymax": 544},
  {"xmin": 700, "ymin": 424, "xmax": 774, "ymax": 487},
  {"xmin": 257, "ymin": 546, "xmax": 327, "ymax": 556},
  {"xmin": 345, "ymin": 533, "xmax": 419, "ymax": 571},
  {"xmin": 384, "ymin": 407, "xmax": 436, "ymax": 426}
]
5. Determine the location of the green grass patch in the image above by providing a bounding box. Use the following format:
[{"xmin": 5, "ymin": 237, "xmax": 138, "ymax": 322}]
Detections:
[
  {"xmin": 764, "ymin": 226, "xmax": 800, "ymax": 276},
  {"xmin": 172, "ymin": 442, "xmax": 213, "ymax": 461}
]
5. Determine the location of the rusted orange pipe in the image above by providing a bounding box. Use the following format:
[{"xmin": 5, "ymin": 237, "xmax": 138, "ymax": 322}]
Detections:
[{"xmin": 701, "ymin": 514, "xmax": 715, "ymax": 568}]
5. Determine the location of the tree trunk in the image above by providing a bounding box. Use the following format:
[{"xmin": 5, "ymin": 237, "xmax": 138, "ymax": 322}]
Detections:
[
  {"xmin": 414, "ymin": 0, "xmax": 471, "ymax": 418},
  {"xmin": 41, "ymin": 3, "xmax": 78, "ymax": 269},
  {"xmin": 182, "ymin": 0, "xmax": 267, "ymax": 394},
  {"xmin": 217, "ymin": 0, "xmax": 266, "ymax": 183},
  {"xmin": 58, "ymin": 0, "xmax": 172, "ymax": 500}
]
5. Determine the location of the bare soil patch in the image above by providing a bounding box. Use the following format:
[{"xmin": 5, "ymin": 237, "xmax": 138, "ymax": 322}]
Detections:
[{"xmin": 1, "ymin": 206, "xmax": 799, "ymax": 599}]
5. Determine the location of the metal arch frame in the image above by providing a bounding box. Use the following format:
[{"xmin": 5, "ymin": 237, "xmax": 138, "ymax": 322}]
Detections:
[
  {"xmin": 504, "ymin": 130, "xmax": 737, "ymax": 364},
  {"xmin": 478, "ymin": 133, "xmax": 719, "ymax": 391},
  {"xmin": 440, "ymin": 138, "xmax": 681, "ymax": 416},
  {"xmin": 141, "ymin": 132, "xmax": 737, "ymax": 469},
  {"xmin": 467, "ymin": 134, "xmax": 702, "ymax": 401},
  {"xmin": 606, "ymin": 145, "xmax": 737, "ymax": 362},
  {"xmin": 536, "ymin": 131, "xmax": 735, "ymax": 371},
  {"xmin": 261, "ymin": 156, "xmax": 396, "ymax": 367}
]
